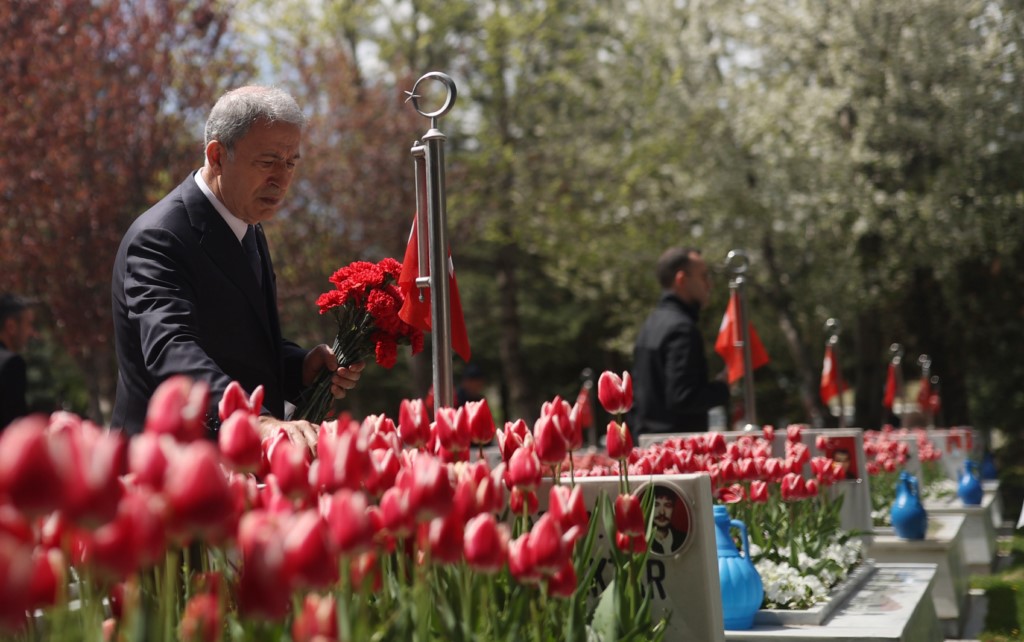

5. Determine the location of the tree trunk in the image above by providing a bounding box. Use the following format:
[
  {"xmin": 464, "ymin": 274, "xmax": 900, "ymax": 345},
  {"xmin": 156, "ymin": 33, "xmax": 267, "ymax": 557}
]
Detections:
[
  {"xmin": 852, "ymin": 309, "xmax": 884, "ymax": 429},
  {"xmin": 495, "ymin": 239, "xmax": 533, "ymax": 422},
  {"xmin": 760, "ymin": 235, "xmax": 825, "ymax": 427}
]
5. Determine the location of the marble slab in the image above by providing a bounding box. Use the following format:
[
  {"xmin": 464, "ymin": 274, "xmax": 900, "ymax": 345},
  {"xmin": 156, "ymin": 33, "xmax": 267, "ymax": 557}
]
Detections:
[
  {"xmin": 724, "ymin": 563, "xmax": 943, "ymax": 641},
  {"xmin": 867, "ymin": 514, "xmax": 968, "ymax": 638},
  {"xmin": 922, "ymin": 488, "xmax": 998, "ymax": 574}
]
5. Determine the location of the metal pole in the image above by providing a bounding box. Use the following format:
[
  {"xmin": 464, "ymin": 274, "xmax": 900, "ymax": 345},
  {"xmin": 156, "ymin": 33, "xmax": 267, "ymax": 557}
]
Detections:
[
  {"xmin": 918, "ymin": 354, "xmax": 932, "ymax": 428},
  {"xmin": 726, "ymin": 250, "xmax": 758, "ymax": 431},
  {"xmin": 889, "ymin": 343, "xmax": 904, "ymax": 425},
  {"xmin": 825, "ymin": 318, "xmax": 844, "ymax": 428},
  {"xmin": 407, "ymin": 72, "xmax": 458, "ymax": 411},
  {"xmin": 581, "ymin": 367, "xmax": 597, "ymax": 448}
]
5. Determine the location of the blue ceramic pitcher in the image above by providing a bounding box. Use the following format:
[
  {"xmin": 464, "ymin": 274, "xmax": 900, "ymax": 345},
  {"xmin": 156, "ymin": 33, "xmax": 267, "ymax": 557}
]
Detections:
[
  {"xmin": 981, "ymin": 451, "xmax": 998, "ymax": 481},
  {"xmin": 714, "ymin": 504, "xmax": 764, "ymax": 630},
  {"xmin": 958, "ymin": 460, "xmax": 983, "ymax": 506},
  {"xmin": 890, "ymin": 471, "xmax": 927, "ymax": 540}
]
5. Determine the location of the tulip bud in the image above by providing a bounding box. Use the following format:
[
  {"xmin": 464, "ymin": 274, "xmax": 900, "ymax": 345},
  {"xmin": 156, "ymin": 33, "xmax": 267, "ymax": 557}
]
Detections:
[
  {"xmin": 508, "ymin": 443, "xmax": 542, "ymax": 492},
  {"xmin": 528, "ymin": 514, "xmax": 568, "ymax": 576},
  {"xmin": 533, "ymin": 414, "xmax": 567, "ymax": 466},
  {"xmin": 547, "ymin": 560, "xmax": 578, "ymax": 598},
  {"xmin": 605, "ymin": 421, "xmax": 633, "ymax": 460},
  {"xmin": 218, "ymin": 410, "xmax": 263, "ymax": 473},
  {"xmin": 218, "ymin": 381, "xmax": 264, "ymax": 421},
  {"xmin": 180, "ymin": 593, "xmax": 221, "ymax": 642},
  {"xmin": 597, "ymin": 371, "xmax": 633, "ymax": 415},
  {"xmin": 614, "ymin": 494, "xmax": 645, "ymax": 537},
  {"xmin": 144, "ymin": 375, "xmax": 208, "ymax": 443},
  {"xmin": 465, "ymin": 399, "xmax": 497, "ymax": 446},
  {"xmin": 292, "ymin": 594, "xmax": 338, "ymax": 642},
  {"xmin": 548, "ymin": 485, "xmax": 588, "ymax": 534},
  {"xmin": 283, "ymin": 510, "xmax": 338, "ymax": 589},
  {"xmin": 508, "ymin": 533, "xmax": 539, "ymax": 584},
  {"xmin": 464, "ymin": 513, "xmax": 509, "ymax": 573},
  {"xmin": 0, "ymin": 417, "xmax": 61, "ymax": 516},
  {"xmin": 398, "ymin": 399, "xmax": 430, "ymax": 448},
  {"xmin": 749, "ymin": 480, "xmax": 769, "ymax": 503},
  {"xmin": 321, "ymin": 490, "xmax": 375, "ymax": 555}
]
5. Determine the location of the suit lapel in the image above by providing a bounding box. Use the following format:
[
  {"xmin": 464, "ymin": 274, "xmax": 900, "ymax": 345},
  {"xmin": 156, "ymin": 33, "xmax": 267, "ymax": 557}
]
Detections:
[{"xmin": 180, "ymin": 176, "xmax": 274, "ymax": 344}]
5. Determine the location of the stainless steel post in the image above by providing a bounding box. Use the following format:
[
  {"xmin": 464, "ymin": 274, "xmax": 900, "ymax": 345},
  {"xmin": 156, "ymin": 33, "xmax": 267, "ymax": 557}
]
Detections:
[
  {"xmin": 726, "ymin": 250, "xmax": 758, "ymax": 431},
  {"xmin": 889, "ymin": 342, "xmax": 904, "ymax": 425},
  {"xmin": 918, "ymin": 354, "xmax": 932, "ymax": 428},
  {"xmin": 407, "ymin": 72, "xmax": 458, "ymax": 411},
  {"xmin": 824, "ymin": 318, "xmax": 845, "ymax": 428}
]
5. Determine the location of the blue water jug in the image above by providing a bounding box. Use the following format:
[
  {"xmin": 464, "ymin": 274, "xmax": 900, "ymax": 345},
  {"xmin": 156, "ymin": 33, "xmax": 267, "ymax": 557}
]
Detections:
[
  {"xmin": 958, "ymin": 460, "xmax": 983, "ymax": 506},
  {"xmin": 714, "ymin": 504, "xmax": 764, "ymax": 630},
  {"xmin": 981, "ymin": 451, "xmax": 998, "ymax": 481},
  {"xmin": 890, "ymin": 471, "xmax": 928, "ymax": 540}
]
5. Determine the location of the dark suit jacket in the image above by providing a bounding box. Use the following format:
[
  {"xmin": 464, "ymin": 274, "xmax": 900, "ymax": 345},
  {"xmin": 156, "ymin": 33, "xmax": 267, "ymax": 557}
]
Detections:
[
  {"xmin": 632, "ymin": 293, "xmax": 729, "ymax": 433},
  {"xmin": 0, "ymin": 341, "xmax": 28, "ymax": 429},
  {"xmin": 111, "ymin": 173, "xmax": 308, "ymax": 435}
]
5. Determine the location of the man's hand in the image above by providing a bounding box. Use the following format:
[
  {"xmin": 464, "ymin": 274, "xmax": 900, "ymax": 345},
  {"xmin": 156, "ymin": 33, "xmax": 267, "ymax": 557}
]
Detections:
[
  {"xmin": 257, "ymin": 415, "xmax": 319, "ymax": 455},
  {"xmin": 715, "ymin": 367, "xmax": 730, "ymax": 384},
  {"xmin": 302, "ymin": 344, "xmax": 365, "ymax": 399}
]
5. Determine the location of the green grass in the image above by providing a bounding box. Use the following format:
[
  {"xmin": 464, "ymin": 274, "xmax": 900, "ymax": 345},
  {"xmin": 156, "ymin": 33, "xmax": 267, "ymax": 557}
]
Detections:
[{"xmin": 971, "ymin": 532, "xmax": 1024, "ymax": 641}]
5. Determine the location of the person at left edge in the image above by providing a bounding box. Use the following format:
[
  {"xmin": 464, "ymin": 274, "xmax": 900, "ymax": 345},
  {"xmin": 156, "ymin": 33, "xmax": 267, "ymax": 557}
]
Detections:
[
  {"xmin": 0, "ymin": 293, "xmax": 37, "ymax": 430},
  {"xmin": 111, "ymin": 86, "xmax": 363, "ymax": 450}
]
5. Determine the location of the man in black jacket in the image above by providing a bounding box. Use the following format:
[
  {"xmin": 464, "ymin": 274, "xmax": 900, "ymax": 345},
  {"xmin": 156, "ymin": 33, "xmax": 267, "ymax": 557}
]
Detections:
[
  {"xmin": 632, "ymin": 247, "xmax": 728, "ymax": 433},
  {"xmin": 0, "ymin": 294, "xmax": 36, "ymax": 430}
]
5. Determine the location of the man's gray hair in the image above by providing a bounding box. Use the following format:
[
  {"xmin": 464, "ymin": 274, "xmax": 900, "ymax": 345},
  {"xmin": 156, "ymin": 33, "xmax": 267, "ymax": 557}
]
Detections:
[{"xmin": 204, "ymin": 86, "xmax": 306, "ymax": 155}]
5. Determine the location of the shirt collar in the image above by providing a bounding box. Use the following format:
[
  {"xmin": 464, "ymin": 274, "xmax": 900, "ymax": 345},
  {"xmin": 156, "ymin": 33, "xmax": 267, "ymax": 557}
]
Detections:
[{"xmin": 194, "ymin": 170, "xmax": 248, "ymax": 243}]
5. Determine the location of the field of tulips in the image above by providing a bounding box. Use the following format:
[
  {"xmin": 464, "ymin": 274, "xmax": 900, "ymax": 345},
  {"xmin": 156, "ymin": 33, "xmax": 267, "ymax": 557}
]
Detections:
[{"xmin": 0, "ymin": 370, "xmax": 861, "ymax": 641}]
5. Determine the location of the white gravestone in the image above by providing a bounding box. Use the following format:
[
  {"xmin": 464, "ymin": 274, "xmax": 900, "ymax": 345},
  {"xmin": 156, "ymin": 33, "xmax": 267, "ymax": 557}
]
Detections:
[
  {"xmin": 800, "ymin": 428, "xmax": 873, "ymax": 536},
  {"xmin": 539, "ymin": 473, "xmax": 726, "ymax": 642}
]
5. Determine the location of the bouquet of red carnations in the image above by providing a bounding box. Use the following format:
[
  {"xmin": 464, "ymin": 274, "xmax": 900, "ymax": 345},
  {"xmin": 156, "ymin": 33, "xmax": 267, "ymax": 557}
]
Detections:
[{"xmin": 292, "ymin": 257, "xmax": 424, "ymax": 423}]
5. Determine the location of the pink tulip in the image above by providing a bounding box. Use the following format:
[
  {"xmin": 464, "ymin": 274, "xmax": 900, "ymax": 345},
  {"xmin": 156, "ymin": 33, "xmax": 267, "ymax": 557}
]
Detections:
[
  {"xmin": 533, "ymin": 414, "xmax": 567, "ymax": 466},
  {"xmin": 509, "ymin": 488, "xmax": 539, "ymax": 516},
  {"xmin": 427, "ymin": 512, "xmax": 464, "ymax": 564},
  {"xmin": 0, "ymin": 417, "xmax": 61, "ymax": 516},
  {"xmin": 218, "ymin": 381, "xmax": 264, "ymax": 421},
  {"xmin": 605, "ymin": 421, "xmax": 633, "ymax": 460},
  {"xmin": 464, "ymin": 399, "xmax": 497, "ymax": 445},
  {"xmin": 615, "ymin": 531, "xmax": 647, "ymax": 554},
  {"xmin": 320, "ymin": 490, "xmax": 375, "ymax": 555},
  {"xmin": 404, "ymin": 455, "xmax": 454, "ymax": 522},
  {"xmin": 786, "ymin": 424, "xmax": 804, "ymax": 443},
  {"xmin": 434, "ymin": 407, "xmax": 471, "ymax": 454},
  {"xmin": 497, "ymin": 419, "xmax": 528, "ymax": 463},
  {"xmin": 292, "ymin": 594, "xmax": 338, "ymax": 642},
  {"xmin": 144, "ymin": 375, "xmax": 208, "ymax": 442},
  {"xmin": 762, "ymin": 425, "xmax": 776, "ymax": 442},
  {"xmin": 379, "ymin": 487, "xmax": 414, "ymax": 538},
  {"xmin": 398, "ymin": 398, "xmax": 430, "ymax": 448},
  {"xmin": 316, "ymin": 422, "xmax": 369, "ymax": 494},
  {"xmin": 218, "ymin": 410, "xmax": 263, "ymax": 473},
  {"xmin": 237, "ymin": 511, "xmax": 290, "ymax": 620},
  {"xmin": 128, "ymin": 432, "xmax": 172, "ymax": 490},
  {"xmin": 780, "ymin": 473, "xmax": 804, "ymax": 501},
  {"xmin": 267, "ymin": 432, "xmax": 312, "ymax": 501},
  {"xmin": 597, "ymin": 371, "xmax": 633, "ymax": 415},
  {"xmin": 508, "ymin": 443, "xmax": 542, "ymax": 491},
  {"xmin": 804, "ymin": 478, "xmax": 820, "ymax": 498},
  {"xmin": 614, "ymin": 494, "xmax": 645, "ymax": 537},
  {"xmin": 542, "ymin": 396, "xmax": 581, "ymax": 452},
  {"xmin": 464, "ymin": 513, "xmax": 508, "ymax": 573},
  {"xmin": 365, "ymin": 448, "xmax": 401, "ymax": 497}
]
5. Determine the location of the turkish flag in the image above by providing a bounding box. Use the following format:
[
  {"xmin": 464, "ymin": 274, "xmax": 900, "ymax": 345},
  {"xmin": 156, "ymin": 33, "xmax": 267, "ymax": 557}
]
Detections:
[
  {"xmin": 574, "ymin": 384, "xmax": 594, "ymax": 430},
  {"xmin": 882, "ymin": 363, "xmax": 898, "ymax": 409},
  {"xmin": 398, "ymin": 216, "xmax": 471, "ymax": 362},
  {"xmin": 714, "ymin": 291, "xmax": 770, "ymax": 385},
  {"xmin": 819, "ymin": 345, "xmax": 847, "ymax": 404},
  {"xmin": 916, "ymin": 376, "xmax": 931, "ymax": 412}
]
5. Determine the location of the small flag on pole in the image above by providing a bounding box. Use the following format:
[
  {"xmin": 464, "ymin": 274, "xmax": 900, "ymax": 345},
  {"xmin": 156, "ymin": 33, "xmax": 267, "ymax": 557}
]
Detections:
[{"xmin": 714, "ymin": 291, "xmax": 769, "ymax": 385}]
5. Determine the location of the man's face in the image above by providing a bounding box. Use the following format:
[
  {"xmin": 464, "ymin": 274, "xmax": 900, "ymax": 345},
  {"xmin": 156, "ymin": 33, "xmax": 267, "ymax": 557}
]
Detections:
[
  {"xmin": 5, "ymin": 309, "xmax": 35, "ymax": 352},
  {"xmin": 677, "ymin": 253, "xmax": 712, "ymax": 309},
  {"xmin": 208, "ymin": 120, "xmax": 302, "ymax": 225},
  {"xmin": 654, "ymin": 495, "xmax": 674, "ymax": 531}
]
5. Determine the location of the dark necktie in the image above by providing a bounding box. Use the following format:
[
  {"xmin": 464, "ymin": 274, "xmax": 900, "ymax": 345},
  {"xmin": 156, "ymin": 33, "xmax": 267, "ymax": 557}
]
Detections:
[{"xmin": 242, "ymin": 225, "xmax": 263, "ymax": 289}]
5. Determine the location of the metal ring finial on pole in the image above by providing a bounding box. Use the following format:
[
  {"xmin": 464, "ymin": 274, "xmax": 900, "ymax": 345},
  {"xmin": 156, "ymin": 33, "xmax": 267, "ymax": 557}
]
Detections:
[
  {"xmin": 725, "ymin": 249, "xmax": 750, "ymax": 276},
  {"xmin": 406, "ymin": 72, "xmax": 458, "ymax": 122}
]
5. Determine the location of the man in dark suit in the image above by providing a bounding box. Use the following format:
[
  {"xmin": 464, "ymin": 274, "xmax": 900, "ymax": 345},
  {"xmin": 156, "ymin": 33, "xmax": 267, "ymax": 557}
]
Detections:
[
  {"xmin": 0, "ymin": 294, "xmax": 36, "ymax": 430},
  {"xmin": 111, "ymin": 86, "xmax": 362, "ymax": 448},
  {"xmin": 632, "ymin": 247, "xmax": 729, "ymax": 433}
]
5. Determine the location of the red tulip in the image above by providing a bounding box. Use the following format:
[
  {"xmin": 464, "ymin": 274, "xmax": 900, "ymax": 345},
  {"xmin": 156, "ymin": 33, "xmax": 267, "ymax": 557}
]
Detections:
[
  {"xmin": 128, "ymin": 432, "xmax": 172, "ymax": 490},
  {"xmin": 528, "ymin": 514, "xmax": 568, "ymax": 576},
  {"xmin": 405, "ymin": 454, "xmax": 454, "ymax": 522},
  {"xmin": 542, "ymin": 396, "xmax": 582, "ymax": 452},
  {"xmin": 180, "ymin": 593, "xmax": 220, "ymax": 642},
  {"xmin": 509, "ymin": 488, "xmax": 539, "ymax": 515},
  {"xmin": 508, "ymin": 533, "xmax": 540, "ymax": 584},
  {"xmin": 316, "ymin": 422, "xmax": 369, "ymax": 494},
  {"xmin": 320, "ymin": 490, "xmax": 375, "ymax": 555},
  {"xmin": 465, "ymin": 399, "xmax": 497, "ymax": 445},
  {"xmin": 762, "ymin": 425, "xmax": 776, "ymax": 442},
  {"xmin": 237, "ymin": 511, "xmax": 291, "ymax": 620},
  {"xmin": 786, "ymin": 424, "xmax": 804, "ymax": 443},
  {"xmin": 218, "ymin": 381, "xmax": 264, "ymax": 421},
  {"xmin": 283, "ymin": 510, "xmax": 338, "ymax": 589},
  {"xmin": 533, "ymin": 414, "xmax": 567, "ymax": 466},
  {"xmin": 434, "ymin": 406, "xmax": 471, "ymax": 454},
  {"xmin": 267, "ymin": 432, "xmax": 312, "ymax": 501},
  {"xmin": 427, "ymin": 512, "xmax": 464, "ymax": 564},
  {"xmin": 366, "ymin": 448, "xmax": 401, "ymax": 497},
  {"xmin": 398, "ymin": 398, "xmax": 430, "ymax": 448},
  {"xmin": 615, "ymin": 531, "xmax": 647, "ymax": 554},
  {"xmin": 548, "ymin": 485, "xmax": 588, "ymax": 535},
  {"xmin": 379, "ymin": 487, "xmax": 414, "ymax": 538},
  {"xmin": 508, "ymin": 443, "xmax": 542, "ymax": 492},
  {"xmin": 292, "ymin": 593, "xmax": 338, "ymax": 642},
  {"xmin": 218, "ymin": 410, "xmax": 263, "ymax": 473},
  {"xmin": 716, "ymin": 483, "xmax": 745, "ymax": 503},
  {"xmin": 144, "ymin": 375, "xmax": 208, "ymax": 443},
  {"xmin": 50, "ymin": 419, "xmax": 126, "ymax": 527},
  {"xmin": 464, "ymin": 513, "xmax": 509, "ymax": 573},
  {"xmin": 804, "ymin": 478, "xmax": 820, "ymax": 498},
  {"xmin": 597, "ymin": 371, "xmax": 633, "ymax": 415},
  {"xmin": 780, "ymin": 473, "xmax": 804, "ymax": 501},
  {"xmin": 547, "ymin": 560, "xmax": 578, "ymax": 598},
  {"xmin": 749, "ymin": 480, "xmax": 769, "ymax": 503},
  {"xmin": 0, "ymin": 533, "xmax": 64, "ymax": 631},
  {"xmin": 163, "ymin": 441, "xmax": 234, "ymax": 541},
  {"xmin": 614, "ymin": 494, "xmax": 645, "ymax": 537},
  {"xmin": 0, "ymin": 416, "xmax": 61, "ymax": 516},
  {"xmin": 605, "ymin": 421, "xmax": 633, "ymax": 460}
]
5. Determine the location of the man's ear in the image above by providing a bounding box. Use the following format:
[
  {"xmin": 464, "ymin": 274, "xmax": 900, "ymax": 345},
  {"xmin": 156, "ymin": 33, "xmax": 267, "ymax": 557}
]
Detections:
[{"xmin": 205, "ymin": 140, "xmax": 224, "ymax": 173}]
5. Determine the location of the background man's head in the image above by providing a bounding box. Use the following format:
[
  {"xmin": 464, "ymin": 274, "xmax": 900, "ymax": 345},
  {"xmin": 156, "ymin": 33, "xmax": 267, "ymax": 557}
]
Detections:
[
  {"xmin": 656, "ymin": 247, "xmax": 712, "ymax": 309},
  {"xmin": 0, "ymin": 294, "xmax": 36, "ymax": 352}
]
